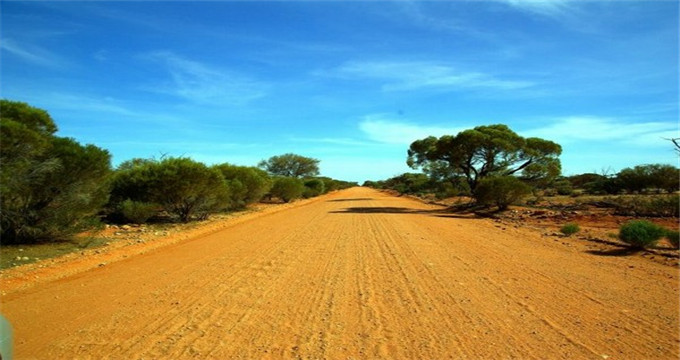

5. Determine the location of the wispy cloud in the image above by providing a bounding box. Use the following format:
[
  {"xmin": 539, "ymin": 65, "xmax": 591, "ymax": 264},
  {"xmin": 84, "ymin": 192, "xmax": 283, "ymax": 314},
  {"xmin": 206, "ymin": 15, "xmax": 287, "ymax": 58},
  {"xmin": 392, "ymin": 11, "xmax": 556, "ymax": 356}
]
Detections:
[
  {"xmin": 359, "ymin": 115, "xmax": 466, "ymax": 145},
  {"xmin": 289, "ymin": 137, "xmax": 377, "ymax": 147},
  {"xmin": 329, "ymin": 61, "xmax": 534, "ymax": 92},
  {"xmin": 525, "ymin": 116, "xmax": 677, "ymax": 146},
  {"xmin": 492, "ymin": 0, "xmax": 575, "ymax": 16},
  {"xmin": 0, "ymin": 38, "xmax": 65, "ymax": 68},
  {"xmin": 145, "ymin": 51, "xmax": 268, "ymax": 105}
]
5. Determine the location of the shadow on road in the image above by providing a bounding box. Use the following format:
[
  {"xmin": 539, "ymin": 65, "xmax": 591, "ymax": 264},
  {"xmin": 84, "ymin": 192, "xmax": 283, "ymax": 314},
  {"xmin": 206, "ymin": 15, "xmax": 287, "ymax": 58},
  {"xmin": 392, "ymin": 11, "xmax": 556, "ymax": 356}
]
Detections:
[
  {"xmin": 326, "ymin": 198, "xmax": 375, "ymax": 202},
  {"xmin": 585, "ymin": 247, "xmax": 642, "ymax": 257},
  {"xmin": 329, "ymin": 206, "xmax": 478, "ymax": 219}
]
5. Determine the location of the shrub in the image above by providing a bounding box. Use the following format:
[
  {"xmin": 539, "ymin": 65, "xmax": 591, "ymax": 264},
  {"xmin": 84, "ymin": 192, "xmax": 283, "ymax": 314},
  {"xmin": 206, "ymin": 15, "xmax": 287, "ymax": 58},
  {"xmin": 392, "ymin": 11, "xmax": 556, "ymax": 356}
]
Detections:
[
  {"xmin": 475, "ymin": 176, "xmax": 532, "ymax": 210},
  {"xmin": 618, "ymin": 220, "xmax": 667, "ymax": 249},
  {"xmin": 605, "ymin": 194, "xmax": 679, "ymax": 217},
  {"xmin": 1, "ymin": 101, "xmax": 112, "ymax": 244},
  {"xmin": 303, "ymin": 179, "xmax": 326, "ymax": 198},
  {"xmin": 560, "ymin": 223, "xmax": 580, "ymax": 236},
  {"xmin": 270, "ymin": 177, "xmax": 304, "ymax": 202},
  {"xmin": 665, "ymin": 230, "xmax": 679, "ymax": 249},
  {"xmin": 214, "ymin": 164, "xmax": 272, "ymax": 206},
  {"xmin": 120, "ymin": 200, "xmax": 158, "ymax": 224},
  {"xmin": 109, "ymin": 157, "xmax": 230, "ymax": 222}
]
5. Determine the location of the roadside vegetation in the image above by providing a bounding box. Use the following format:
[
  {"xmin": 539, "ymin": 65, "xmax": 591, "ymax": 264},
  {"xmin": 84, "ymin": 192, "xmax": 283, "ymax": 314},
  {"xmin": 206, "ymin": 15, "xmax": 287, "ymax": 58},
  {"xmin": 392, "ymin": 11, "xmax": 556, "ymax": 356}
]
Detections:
[
  {"xmin": 1, "ymin": 99, "xmax": 676, "ymax": 264},
  {"xmin": 0, "ymin": 100, "xmax": 356, "ymax": 248}
]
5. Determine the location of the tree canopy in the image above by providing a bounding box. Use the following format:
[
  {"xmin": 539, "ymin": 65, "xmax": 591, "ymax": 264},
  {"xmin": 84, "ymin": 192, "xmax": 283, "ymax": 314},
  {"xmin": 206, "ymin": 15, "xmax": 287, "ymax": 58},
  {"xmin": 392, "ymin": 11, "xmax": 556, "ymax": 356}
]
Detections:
[
  {"xmin": 258, "ymin": 153, "xmax": 320, "ymax": 178},
  {"xmin": 407, "ymin": 124, "xmax": 562, "ymax": 194}
]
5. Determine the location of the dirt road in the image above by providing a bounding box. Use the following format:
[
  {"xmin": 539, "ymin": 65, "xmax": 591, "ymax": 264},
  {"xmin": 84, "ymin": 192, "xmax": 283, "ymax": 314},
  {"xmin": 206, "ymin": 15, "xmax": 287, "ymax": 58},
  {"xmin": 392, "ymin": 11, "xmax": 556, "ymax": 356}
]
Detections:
[{"xmin": 2, "ymin": 187, "xmax": 678, "ymax": 359}]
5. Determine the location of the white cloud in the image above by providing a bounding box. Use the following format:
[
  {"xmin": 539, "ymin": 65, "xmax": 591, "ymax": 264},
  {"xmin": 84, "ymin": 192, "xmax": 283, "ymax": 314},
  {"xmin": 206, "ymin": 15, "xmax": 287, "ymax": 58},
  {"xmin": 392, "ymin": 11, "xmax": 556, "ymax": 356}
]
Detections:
[
  {"xmin": 359, "ymin": 115, "xmax": 466, "ymax": 145},
  {"xmin": 333, "ymin": 61, "xmax": 534, "ymax": 92},
  {"xmin": 146, "ymin": 51, "xmax": 267, "ymax": 105},
  {"xmin": 524, "ymin": 116, "xmax": 677, "ymax": 146},
  {"xmin": 493, "ymin": 0, "xmax": 574, "ymax": 16},
  {"xmin": 0, "ymin": 38, "xmax": 64, "ymax": 68}
]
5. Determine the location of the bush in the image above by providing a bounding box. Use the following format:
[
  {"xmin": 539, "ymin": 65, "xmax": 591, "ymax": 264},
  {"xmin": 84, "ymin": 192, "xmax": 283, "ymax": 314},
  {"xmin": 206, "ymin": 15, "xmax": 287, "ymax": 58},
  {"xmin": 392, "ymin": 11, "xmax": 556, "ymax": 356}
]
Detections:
[
  {"xmin": 665, "ymin": 230, "xmax": 679, "ymax": 249},
  {"xmin": 303, "ymin": 179, "xmax": 326, "ymax": 198},
  {"xmin": 605, "ymin": 194, "xmax": 679, "ymax": 217},
  {"xmin": 618, "ymin": 220, "xmax": 667, "ymax": 249},
  {"xmin": 1, "ymin": 101, "xmax": 112, "ymax": 244},
  {"xmin": 120, "ymin": 200, "xmax": 158, "ymax": 224},
  {"xmin": 109, "ymin": 157, "xmax": 230, "ymax": 222},
  {"xmin": 270, "ymin": 177, "xmax": 304, "ymax": 202},
  {"xmin": 475, "ymin": 176, "xmax": 532, "ymax": 210},
  {"xmin": 214, "ymin": 164, "xmax": 272, "ymax": 206},
  {"xmin": 560, "ymin": 223, "xmax": 580, "ymax": 236}
]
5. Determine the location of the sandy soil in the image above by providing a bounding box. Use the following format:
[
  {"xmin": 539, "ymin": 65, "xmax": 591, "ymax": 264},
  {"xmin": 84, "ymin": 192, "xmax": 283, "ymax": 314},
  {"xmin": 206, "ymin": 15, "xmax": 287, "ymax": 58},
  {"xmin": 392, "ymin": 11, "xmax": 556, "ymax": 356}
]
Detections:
[{"xmin": 1, "ymin": 187, "xmax": 678, "ymax": 359}]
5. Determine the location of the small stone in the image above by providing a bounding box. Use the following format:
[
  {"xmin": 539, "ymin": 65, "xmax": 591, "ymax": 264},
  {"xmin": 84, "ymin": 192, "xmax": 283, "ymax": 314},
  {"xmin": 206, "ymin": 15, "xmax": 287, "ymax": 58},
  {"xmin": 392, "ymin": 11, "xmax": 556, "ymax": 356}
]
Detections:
[
  {"xmin": 21, "ymin": 256, "xmax": 29, "ymax": 261},
  {"xmin": 18, "ymin": 248, "xmax": 24, "ymax": 252},
  {"xmin": 15, "ymin": 256, "xmax": 22, "ymax": 261}
]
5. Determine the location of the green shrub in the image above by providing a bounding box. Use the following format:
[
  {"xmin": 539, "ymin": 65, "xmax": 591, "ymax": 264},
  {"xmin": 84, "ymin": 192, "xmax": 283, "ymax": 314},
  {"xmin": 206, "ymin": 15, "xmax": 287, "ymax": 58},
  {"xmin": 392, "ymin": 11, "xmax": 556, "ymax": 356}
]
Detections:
[
  {"xmin": 270, "ymin": 177, "xmax": 304, "ymax": 203},
  {"xmin": 109, "ymin": 157, "xmax": 231, "ymax": 222},
  {"xmin": 665, "ymin": 230, "xmax": 679, "ymax": 249},
  {"xmin": 214, "ymin": 164, "xmax": 272, "ymax": 206},
  {"xmin": 475, "ymin": 176, "xmax": 532, "ymax": 210},
  {"xmin": 1, "ymin": 100, "xmax": 112, "ymax": 244},
  {"xmin": 120, "ymin": 200, "xmax": 158, "ymax": 224},
  {"xmin": 303, "ymin": 179, "xmax": 326, "ymax": 198},
  {"xmin": 560, "ymin": 223, "xmax": 580, "ymax": 236},
  {"xmin": 618, "ymin": 220, "xmax": 667, "ymax": 249}
]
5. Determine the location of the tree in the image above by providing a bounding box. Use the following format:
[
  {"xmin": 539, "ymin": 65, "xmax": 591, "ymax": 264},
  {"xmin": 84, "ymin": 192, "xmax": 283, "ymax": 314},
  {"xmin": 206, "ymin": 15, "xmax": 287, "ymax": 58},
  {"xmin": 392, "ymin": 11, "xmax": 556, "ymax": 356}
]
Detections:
[
  {"xmin": 407, "ymin": 124, "xmax": 562, "ymax": 195},
  {"xmin": 1, "ymin": 100, "xmax": 112, "ymax": 243},
  {"xmin": 258, "ymin": 153, "xmax": 320, "ymax": 178},
  {"xmin": 616, "ymin": 164, "xmax": 679, "ymax": 194}
]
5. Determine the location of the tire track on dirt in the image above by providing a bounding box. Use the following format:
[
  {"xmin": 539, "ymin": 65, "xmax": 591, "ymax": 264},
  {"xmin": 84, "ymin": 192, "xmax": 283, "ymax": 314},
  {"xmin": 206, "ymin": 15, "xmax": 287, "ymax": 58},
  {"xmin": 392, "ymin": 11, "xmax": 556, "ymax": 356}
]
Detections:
[{"xmin": 1, "ymin": 187, "xmax": 678, "ymax": 359}]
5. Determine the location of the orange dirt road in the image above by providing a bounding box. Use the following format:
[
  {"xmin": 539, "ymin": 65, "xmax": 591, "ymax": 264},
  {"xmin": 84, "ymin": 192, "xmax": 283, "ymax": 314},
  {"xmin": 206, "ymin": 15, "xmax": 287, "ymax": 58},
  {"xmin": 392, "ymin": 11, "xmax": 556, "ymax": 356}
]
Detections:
[{"xmin": 2, "ymin": 187, "xmax": 679, "ymax": 359}]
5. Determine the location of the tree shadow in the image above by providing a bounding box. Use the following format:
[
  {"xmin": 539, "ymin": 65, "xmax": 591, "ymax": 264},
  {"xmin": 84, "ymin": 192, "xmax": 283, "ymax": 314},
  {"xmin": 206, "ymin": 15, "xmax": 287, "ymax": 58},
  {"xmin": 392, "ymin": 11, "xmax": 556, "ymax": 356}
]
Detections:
[
  {"xmin": 329, "ymin": 206, "xmax": 479, "ymax": 219},
  {"xmin": 585, "ymin": 247, "xmax": 643, "ymax": 257},
  {"xmin": 326, "ymin": 198, "xmax": 374, "ymax": 202}
]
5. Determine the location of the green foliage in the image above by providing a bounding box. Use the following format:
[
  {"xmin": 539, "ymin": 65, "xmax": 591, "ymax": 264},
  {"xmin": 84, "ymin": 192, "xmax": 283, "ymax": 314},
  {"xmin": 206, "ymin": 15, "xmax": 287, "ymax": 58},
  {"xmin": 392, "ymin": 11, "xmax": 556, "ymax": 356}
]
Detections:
[
  {"xmin": 120, "ymin": 200, "xmax": 158, "ymax": 224},
  {"xmin": 407, "ymin": 124, "xmax": 561, "ymax": 194},
  {"xmin": 270, "ymin": 177, "xmax": 305, "ymax": 202},
  {"xmin": 474, "ymin": 176, "xmax": 532, "ymax": 210},
  {"xmin": 665, "ymin": 230, "xmax": 679, "ymax": 249},
  {"xmin": 618, "ymin": 220, "xmax": 667, "ymax": 249},
  {"xmin": 617, "ymin": 164, "xmax": 679, "ymax": 194},
  {"xmin": 109, "ymin": 157, "xmax": 230, "ymax": 222},
  {"xmin": 303, "ymin": 179, "xmax": 326, "ymax": 198},
  {"xmin": 316, "ymin": 177, "xmax": 357, "ymax": 192},
  {"xmin": 258, "ymin": 153, "xmax": 320, "ymax": 178},
  {"xmin": 1, "ymin": 100, "xmax": 112, "ymax": 244},
  {"xmin": 560, "ymin": 223, "xmax": 580, "ymax": 236},
  {"xmin": 214, "ymin": 164, "xmax": 272, "ymax": 208},
  {"xmin": 552, "ymin": 178, "xmax": 574, "ymax": 196}
]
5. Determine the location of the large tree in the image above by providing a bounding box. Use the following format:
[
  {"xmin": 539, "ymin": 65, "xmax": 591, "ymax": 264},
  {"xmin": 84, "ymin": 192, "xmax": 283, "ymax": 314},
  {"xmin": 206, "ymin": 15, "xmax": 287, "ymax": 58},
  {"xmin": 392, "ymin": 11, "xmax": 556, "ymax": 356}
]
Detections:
[
  {"xmin": 258, "ymin": 153, "xmax": 320, "ymax": 178},
  {"xmin": 407, "ymin": 124, "xmax": 562, "ymax": 194}
]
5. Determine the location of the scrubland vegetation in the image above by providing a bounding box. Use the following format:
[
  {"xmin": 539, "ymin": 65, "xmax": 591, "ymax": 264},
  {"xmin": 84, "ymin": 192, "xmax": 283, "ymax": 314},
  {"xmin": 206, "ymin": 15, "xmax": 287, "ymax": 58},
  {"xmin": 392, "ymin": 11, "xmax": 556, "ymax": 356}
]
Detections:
[
  {"xmin": 0, "ymin": 100, "xmax": 356, "ymax": 245},
  {"xmin": 1, "ymin": 99, "xmax": 677, "ymax": 253}
]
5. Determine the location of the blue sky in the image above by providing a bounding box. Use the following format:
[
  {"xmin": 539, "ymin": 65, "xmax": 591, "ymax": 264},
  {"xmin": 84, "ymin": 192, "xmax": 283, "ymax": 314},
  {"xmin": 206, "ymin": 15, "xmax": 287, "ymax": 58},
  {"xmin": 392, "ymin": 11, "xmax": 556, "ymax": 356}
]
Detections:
[{"xmin": 1, "ymin": 0, "xmax": 678, "ymax": 182}]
